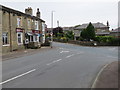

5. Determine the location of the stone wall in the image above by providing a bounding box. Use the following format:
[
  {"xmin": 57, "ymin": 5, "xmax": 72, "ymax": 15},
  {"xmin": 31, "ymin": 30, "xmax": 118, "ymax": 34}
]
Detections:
[{"xmin": 2, "ymin": 11, "xmax": 25, "ymax": 53}]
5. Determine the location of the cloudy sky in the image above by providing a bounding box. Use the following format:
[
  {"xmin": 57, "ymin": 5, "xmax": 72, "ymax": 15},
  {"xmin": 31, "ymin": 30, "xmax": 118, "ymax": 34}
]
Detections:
[{"xmin": 0, "ymin": 0, "xmax": 119, "ymax": 29}]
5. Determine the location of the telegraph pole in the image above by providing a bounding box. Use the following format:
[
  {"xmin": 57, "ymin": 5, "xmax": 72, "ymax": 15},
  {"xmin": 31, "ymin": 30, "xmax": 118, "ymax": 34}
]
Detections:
[
  {"xmin": 57, "ymin": 20, "xmax": 59, "ymax": 27},
  {"xmin": 57, "ymin": 20, "xmax": 59, "ymax": 37},
  {"xmin": 51, "ymin": 11, "xmax": 55, "ymax": 48}
]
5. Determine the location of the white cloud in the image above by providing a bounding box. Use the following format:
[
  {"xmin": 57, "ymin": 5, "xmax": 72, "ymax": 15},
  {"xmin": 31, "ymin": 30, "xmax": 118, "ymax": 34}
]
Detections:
[
  {"xmin": 1, "ymin": 0, "xmax": 119, "ymax": 2},
  {"xmin": 0, "ymin": 1, "xmax": 118, "ymax": 29}
]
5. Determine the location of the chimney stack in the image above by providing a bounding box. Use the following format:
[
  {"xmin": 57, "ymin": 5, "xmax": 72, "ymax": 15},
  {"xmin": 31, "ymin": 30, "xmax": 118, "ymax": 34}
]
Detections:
[
  {"xmin": 36, "ymin": 8, "xmax": 40, "ymax": 18},
  {"xmin": 25, "ymin": 7, "xmax": 33, "ymax": 15},
  {"xmin": 107, "ymin": 21, "xmax": 109, "ymax": 27}
]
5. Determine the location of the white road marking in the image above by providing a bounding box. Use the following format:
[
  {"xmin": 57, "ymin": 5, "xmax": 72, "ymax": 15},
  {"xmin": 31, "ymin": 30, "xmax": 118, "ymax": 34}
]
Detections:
[
  {"xmin": 91, "ymin": 63, "xmax": 110, "ymax": 88},
  {"xmin": 46, "ymin": 59, "xmax": 62, "ymax": 66},
  {"xmin": 0, "ymin": 69, "xmax": 36, "ymax": 85},
  {"xmin": 59, "ymin": 48, "xmax": 64, "ymax": 49},
  {"xmin": 60, "ymin": 51, "xmax": 70, "ymax": 53},
  {"xmin": 66, "ymin": 54, "xmax": 75, "ymax": 58},
  {"xmin": 77, "ymin": 52, "xmax": 84, "ymax": 55},
  {"xmin": 56, "ymin": 59, "xmax": 62, "ymax": 62}
]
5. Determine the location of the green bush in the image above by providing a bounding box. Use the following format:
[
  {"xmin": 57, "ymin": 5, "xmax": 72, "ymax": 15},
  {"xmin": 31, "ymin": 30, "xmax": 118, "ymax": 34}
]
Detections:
[
  {"xmin": 60, "ymin": 37, "xmax": 68, "ymax": 42},
  {"xmin": 95, "ymin": 36, "xmax": 120, "ymax": 45},
  {"xmin": 64, "ymin": 31, "xmax": 74, "ymax": 40}
]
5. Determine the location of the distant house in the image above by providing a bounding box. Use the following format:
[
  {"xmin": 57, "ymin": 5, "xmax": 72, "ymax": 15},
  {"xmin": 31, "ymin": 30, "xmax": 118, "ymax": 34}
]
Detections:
[
  {"xmin": 62, "ymin": 27, "xmax": 74, "ymax": 33},
  {"xmin": 46, "ymin": 28, "xmax": 51, "ymax": 34},
  {"xmin": 53, "ymin": 27, "xmax": 63, "ymax": 37},
  {"xmin": 74, "ymin": 22, "xmax": 110, "ymax": 40},
  {"xmin": 110, "ymin": 27, "xmax": 120, "ymax": 38}
]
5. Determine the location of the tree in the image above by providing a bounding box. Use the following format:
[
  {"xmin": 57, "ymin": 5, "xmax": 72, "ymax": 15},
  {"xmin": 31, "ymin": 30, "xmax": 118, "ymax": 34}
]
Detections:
[
  {"xmin": 81, "ymin": 22, "xmax": 96, "ymax": 41},
  {"xmin": 65, "ymin": 31, "xmax": 74, "ymax": 40},
  {"xmin": 53, "ymin": 27, "xmax": 63, "ymax": 37},
  {"xmin": 81, "ymin": 29, "xmax": 88, "ymax": 39},
  {"xmin": 86, "ymin": 22, "xmax": 96, "ymax": 40}
]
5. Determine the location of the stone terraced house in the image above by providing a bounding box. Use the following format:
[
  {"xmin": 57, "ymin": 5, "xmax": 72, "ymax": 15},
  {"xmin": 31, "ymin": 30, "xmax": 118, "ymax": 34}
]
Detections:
[{"xmin": 0, "ymin": 5, "xmax": 46, "ymax": 53}]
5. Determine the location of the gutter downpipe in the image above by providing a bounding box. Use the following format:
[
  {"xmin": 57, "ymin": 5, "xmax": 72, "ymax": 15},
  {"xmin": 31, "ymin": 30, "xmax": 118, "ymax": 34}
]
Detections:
[{"xmin": 9, "ymin": 12, "xmax": 12, "ymax": 52}]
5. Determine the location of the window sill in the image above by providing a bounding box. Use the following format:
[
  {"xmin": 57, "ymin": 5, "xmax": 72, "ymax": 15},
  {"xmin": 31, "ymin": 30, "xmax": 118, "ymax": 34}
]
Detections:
[
  {"xmin": 18, "ymin": 43, "xmax": 23, "ymax": 45},
  {"xmin": 3, "ymin": 44, "xmax": 10, "ymax": 46}
]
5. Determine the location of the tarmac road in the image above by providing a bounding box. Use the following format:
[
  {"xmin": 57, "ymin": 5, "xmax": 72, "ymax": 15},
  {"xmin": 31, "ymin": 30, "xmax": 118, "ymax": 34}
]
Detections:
[{"xmin": 2, "ymin": 42, "xmax": 118, "ymax": 88}]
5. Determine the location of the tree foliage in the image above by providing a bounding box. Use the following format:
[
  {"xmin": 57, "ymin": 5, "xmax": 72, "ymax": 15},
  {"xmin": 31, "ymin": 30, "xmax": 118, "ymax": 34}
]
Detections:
[
  {"xmin": 81, "ymin": 22, "xmax": 96, "ymax": 40},
  {"xmin": 65, "ymin": 31, "xmax": 74, "ymax": 40},
  {"xmin": 53, "ymin": 27, "xmax": 63, "ymax": 37}
]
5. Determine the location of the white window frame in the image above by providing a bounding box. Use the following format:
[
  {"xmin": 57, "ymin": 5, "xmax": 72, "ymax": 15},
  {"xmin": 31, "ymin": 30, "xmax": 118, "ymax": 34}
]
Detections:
[
  {"xmin": 17, "ymin": 17, "xmax": 21, "ymax": 27},
  {"xmin": 37, "ymin": 36, "xmax": 39, "ymax": 42},
  {"xmin": 33, "ymin": 36, "xmax": 38, "ymax": 42},
  {"xmin": 42, "ymin": 23, "xmax": 45, "ymax": 32},
  {"xmin": 35, "ymin": 21, "xmax": 39, "ymax": 30},
  {"xmin": 17, "ymin": 32, "xmax": 23, "ymax": 45},
  {"xmin": 2, "ymin": 33, "xmax": 9, "ymax": 46}
]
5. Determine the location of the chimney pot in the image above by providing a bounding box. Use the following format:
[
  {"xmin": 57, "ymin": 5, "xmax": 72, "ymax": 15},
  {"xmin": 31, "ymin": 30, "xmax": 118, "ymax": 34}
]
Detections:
[
  {"xmin": 36, "ymin": 8, "xmax": 40, "ymax": 18},
  {"xmin": 25, "ymin": 7, "xmax": 33, "ymax": 15}
]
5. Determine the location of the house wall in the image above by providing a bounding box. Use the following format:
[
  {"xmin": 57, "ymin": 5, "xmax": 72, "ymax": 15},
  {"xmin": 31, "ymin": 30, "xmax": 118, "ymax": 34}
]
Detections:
[
  {"xmin": 2, "ymin": 6, "xmax": 45, "ymax": 53},
  {"xmin": 2, "ymin": 11, "xmax": 11, "ymax": 53},
  {"xmin": 0, "ymin": 9, "xmax": 2, "ymax": 55},
  {"xmin": 96, "ymin": 27, "xmax": 109, "ymax": 33},
  {"xmin": 2, "ymin": 12, "xmax": 25, "ymax": 53}
]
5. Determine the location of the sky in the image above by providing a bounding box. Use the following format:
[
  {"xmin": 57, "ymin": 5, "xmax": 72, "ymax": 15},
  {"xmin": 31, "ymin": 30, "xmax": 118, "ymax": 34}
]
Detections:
[{"xmin": 0, "ymin": 0, "xmax": 119, "ymax": 29}]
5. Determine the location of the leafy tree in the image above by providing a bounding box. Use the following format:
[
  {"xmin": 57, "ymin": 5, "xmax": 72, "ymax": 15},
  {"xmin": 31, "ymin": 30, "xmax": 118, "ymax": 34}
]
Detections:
[
  {"xmin": 81, "ymin": 22, "xmax": 96, "ymax": 41},
  {"xmin": 65, "ymin": 31, "xmax": 74, "ymax": 40},
  {"xmin": 53, "ymin": 27, "xmax": 63, "ymax": 37},
  {"xmin": 81, "ymin": 29, "xmax": 88, "ymax": 40},
  {"xmin": 86, "ymin": 22, "xmax": 96, "ymax": 40}
]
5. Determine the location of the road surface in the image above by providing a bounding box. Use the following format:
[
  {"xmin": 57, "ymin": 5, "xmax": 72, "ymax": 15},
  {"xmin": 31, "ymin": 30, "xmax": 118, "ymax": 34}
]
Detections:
[{"xmin": 2, "ymin": 42, "xmax": 118, "ymax": 88}]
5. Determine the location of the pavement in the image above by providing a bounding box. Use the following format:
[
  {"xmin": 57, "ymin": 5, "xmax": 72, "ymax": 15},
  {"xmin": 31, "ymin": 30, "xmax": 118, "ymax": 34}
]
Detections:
[
  {"xmin": 1, "ymin": 42, "xmax": 118, "ymax": 88},
  {"xmin": 92, "ymin": 61, "xmax": 119, "ymax": 88},
  {"xmin": 2, "ymin": 46, "xmax": 54, "ymax": 61}
]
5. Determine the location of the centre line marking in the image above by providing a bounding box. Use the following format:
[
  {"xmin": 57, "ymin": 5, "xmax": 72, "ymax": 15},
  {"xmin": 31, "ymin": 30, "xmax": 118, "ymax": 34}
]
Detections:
[
  {"xmin": 66, "ymin": 54, "xmax": 75, "ymax": 58},
  {"xmin": 60, "ymin": 51, "xmax": 70, "ymax": 53},
  {"xmin": 46, "ymin": 59, "xmax": 62, "ymax": 66},
  {"xmin": 0, "ymin": 69, "xmax": 36, "ymax": 85}
]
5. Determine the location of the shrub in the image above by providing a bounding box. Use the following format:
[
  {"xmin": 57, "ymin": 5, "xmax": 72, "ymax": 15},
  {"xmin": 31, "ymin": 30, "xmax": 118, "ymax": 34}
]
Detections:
[{"xmin": 95, "ymin": 36, "xmax": 120, "ymax": 45}]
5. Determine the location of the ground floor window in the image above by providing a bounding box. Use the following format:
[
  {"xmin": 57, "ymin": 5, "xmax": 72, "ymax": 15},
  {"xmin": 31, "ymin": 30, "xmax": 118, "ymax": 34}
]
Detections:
[
  {"xmin": 39, "ymin": 37, "xmax": 41, "ymax": 42},
  {"xmin": 34, "ymin": 36, "xmax": 37, "ymax": 42},
  {"xmin": 28, "ymin": 35, "xmax": 40, "ymax": 42},
  {"xmin": 2, "ymin": 32, "xmax": 8, "ymax": 45},
  {"xmin": 28, "ymin": 36, "xmax": 34, "ymax": 42},
  {"xmin": 17, "ymin": 33, "xmax": 23, "ymax": 45}
]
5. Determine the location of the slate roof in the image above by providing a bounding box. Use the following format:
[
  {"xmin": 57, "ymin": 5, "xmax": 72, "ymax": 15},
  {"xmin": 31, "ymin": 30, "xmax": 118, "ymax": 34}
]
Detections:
[
  {"xmin": 96, "ymin": 32, "xmax": 110, "ymax": 35},
  {"xmin": 0, "ymin": 5, "xmax": 45, "ymax": 22},
  {"xmin": 62, "ymin": 27, "xmax": 74, "ymax": 31},
  {"xmin": 111, "ymin": 27, "xmax": 120, "ymax": 33},
  {"xmin": 75, "ymin": 22, "xmax": 109, "ymax": 30}
]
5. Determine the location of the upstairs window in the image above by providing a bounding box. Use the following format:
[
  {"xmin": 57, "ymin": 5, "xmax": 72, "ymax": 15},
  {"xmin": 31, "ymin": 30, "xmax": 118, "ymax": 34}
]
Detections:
[
  {"xmin": 17, "ymin": 17, "xmax": 22, "ymax": 27},
  {"xmin": 35, "ymin": 21, "xmax": 39, "ymax": 30}
]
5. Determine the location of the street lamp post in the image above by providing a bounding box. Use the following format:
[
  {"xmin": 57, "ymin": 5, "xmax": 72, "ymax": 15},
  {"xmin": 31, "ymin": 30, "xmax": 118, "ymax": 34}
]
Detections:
[
  {"xmin": 57, "ymin": 20, "xmax": 59, "ymax": 37},
  {"xmin": 51, "ymin": 11, "xmax": 55, "ymax": 48}
]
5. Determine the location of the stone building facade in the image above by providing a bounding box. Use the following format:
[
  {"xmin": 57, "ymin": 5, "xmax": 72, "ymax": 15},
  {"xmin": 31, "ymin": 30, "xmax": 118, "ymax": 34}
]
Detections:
[
  {"xmin": 74, "ymin": 22, "xmax": 110, "ymax": 40},
  {"xmin": 0, "ymin": 5, "xmax": 45, "ymax": 53}
]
